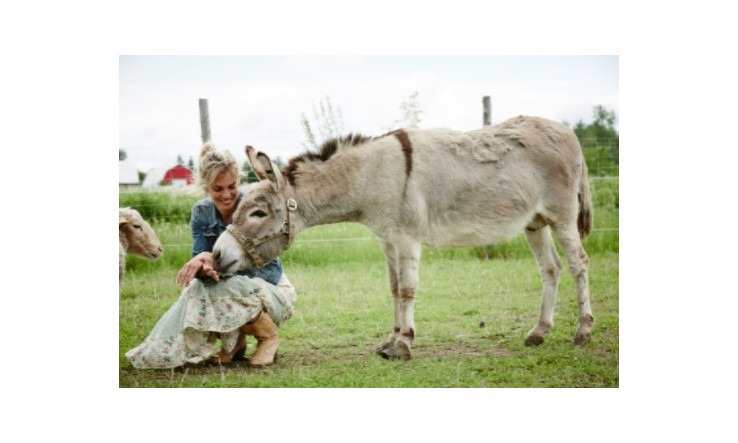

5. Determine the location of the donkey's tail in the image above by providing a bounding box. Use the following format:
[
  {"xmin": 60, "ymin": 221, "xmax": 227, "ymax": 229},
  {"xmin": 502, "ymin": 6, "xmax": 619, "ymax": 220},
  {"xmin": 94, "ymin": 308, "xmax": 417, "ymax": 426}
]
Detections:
[{"xmin": 578, "ymin": 159, "xmax": 593, "ymax": 239}]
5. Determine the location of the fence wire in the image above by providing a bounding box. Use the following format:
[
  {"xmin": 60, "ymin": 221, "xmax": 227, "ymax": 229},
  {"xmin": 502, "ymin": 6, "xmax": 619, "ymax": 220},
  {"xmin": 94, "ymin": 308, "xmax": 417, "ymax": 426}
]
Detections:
[{"xmin": 121, "ymin": 175, "xmax": 618, "ymax": 250}]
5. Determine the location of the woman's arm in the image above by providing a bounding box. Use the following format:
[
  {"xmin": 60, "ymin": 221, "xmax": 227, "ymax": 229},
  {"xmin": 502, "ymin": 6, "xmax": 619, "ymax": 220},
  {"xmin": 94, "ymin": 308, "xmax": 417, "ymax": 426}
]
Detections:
[{"xmin": 177, "ymin": 203, "xmax": 219, "ymax": 287}]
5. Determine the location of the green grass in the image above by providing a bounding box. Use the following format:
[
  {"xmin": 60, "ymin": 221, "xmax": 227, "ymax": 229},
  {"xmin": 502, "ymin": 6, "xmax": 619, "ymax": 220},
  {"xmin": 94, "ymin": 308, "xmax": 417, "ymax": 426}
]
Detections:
[{"xmin": 120, "ymin": 238, "xmax": 618, "ymax": 388}]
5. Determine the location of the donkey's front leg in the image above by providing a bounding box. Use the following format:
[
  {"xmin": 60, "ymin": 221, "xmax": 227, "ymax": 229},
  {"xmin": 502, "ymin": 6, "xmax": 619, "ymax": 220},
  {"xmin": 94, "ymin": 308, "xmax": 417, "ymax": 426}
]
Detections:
[
  {"xmin": 377, "ymin": 241, "xmax": 401, "ymax": 354},
  {"xmin": 377, "ymin": 239, "xmax": 421, "ymax": 360}
]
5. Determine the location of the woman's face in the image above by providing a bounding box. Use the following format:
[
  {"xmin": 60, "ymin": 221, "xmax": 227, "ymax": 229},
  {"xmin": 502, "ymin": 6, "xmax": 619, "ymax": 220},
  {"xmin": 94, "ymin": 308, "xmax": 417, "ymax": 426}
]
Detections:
[{"xmin": 207, "ymin": 170, "xmax": 239, "ymax": 217}]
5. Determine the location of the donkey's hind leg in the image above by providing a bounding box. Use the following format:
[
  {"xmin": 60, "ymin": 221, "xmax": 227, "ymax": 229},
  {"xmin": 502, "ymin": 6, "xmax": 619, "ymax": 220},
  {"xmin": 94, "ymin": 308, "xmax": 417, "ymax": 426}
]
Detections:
[
  {"xmin": 524, "ymin": 226, "xmax": 563, "ymax": 346},
  {"xmin": 552, "ymin": 225, "xmax": 594, "ymax": 345}
]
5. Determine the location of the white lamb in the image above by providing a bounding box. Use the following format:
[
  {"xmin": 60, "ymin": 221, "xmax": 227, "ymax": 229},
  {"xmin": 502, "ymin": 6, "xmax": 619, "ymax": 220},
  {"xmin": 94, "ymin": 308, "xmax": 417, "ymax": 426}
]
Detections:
[{"xmin": 119, "ymin": 208, "xmax": 163, "ymax": 284}]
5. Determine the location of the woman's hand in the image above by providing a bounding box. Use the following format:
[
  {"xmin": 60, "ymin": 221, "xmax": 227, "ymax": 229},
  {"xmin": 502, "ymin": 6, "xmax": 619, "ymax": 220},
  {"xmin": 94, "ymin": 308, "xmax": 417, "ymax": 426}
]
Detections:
[{"xmin": 177, "ymin": 252, "xmax": 219, "ymax": 287}]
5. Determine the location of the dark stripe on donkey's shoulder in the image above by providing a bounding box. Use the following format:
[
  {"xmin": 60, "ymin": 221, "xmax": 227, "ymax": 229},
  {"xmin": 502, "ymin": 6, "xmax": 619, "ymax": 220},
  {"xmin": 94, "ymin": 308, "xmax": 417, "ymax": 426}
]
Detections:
[{"xmin": 391, "ymin": 129, "xmax": 413, "ymax": 178}]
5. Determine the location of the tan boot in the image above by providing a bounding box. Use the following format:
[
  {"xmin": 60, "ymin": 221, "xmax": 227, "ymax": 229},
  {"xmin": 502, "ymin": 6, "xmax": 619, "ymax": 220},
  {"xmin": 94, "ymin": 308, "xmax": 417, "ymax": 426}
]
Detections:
[
  {"xmin": 240, "ymin": 311, "xmax": 279, "ymax": 368},
  {"xmin": 209, "ymin": 332, "xmax": 247, "ymax": 365}
]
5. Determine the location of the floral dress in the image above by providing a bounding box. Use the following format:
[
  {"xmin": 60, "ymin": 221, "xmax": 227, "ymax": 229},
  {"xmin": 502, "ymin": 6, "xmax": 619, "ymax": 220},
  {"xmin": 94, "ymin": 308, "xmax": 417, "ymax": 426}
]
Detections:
[{"xmin": 125, "ymin": 274, "xmax": 296, "ymax": 369}]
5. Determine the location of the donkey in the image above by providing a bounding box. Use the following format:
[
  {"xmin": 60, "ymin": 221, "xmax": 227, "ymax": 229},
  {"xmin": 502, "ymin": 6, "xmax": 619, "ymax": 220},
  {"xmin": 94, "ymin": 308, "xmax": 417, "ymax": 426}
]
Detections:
[{"xmin": 212, "ymin": 115, "xmax": 594, "ymax": 360}]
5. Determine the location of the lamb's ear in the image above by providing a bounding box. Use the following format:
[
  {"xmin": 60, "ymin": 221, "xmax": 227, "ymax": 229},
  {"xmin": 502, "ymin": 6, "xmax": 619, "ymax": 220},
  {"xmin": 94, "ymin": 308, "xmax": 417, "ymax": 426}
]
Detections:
[{"xmin": 245, "ymin": 145, "xmax": 283, "ymax": 191}]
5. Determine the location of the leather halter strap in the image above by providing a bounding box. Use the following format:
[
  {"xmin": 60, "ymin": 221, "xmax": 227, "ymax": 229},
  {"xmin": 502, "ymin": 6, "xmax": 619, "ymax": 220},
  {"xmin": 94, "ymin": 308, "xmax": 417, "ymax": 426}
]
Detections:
[{"xmin": 225, "ymin": 198, "xmax": 297, "ymax": 268}]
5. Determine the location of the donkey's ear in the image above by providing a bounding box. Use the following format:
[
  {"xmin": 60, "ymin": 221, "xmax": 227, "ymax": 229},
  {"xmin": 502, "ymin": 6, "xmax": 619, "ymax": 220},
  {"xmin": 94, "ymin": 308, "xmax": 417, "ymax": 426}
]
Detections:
[{"xmin": 245, "ymin": 145, "xmax": 283, "ymax": 191}]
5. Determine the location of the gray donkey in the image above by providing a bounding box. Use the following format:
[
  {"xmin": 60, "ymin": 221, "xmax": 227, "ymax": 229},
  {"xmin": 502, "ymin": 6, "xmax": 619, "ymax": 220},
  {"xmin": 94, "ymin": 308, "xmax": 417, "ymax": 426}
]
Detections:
[{"xmin": 212, "ymin": 115, "xmax": 594, "ymax": 360}]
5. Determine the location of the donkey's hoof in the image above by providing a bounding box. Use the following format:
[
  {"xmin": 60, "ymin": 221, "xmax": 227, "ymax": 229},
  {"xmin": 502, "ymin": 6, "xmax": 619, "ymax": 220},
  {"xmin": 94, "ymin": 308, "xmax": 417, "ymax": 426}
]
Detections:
[
  {"xmin": 376, "ymin": 341, "xmax": 393, "ymax": 354},
  {"xmin": 524, "ymin": 335, "xmax": 544, "ymax": 346},
  {"xmin": 378, "ymin": 342, "xmax": 412, "ymax": 360},
  {"xmin": 573, "ymin": 333, "xmax": 591, "ymax": 345}
]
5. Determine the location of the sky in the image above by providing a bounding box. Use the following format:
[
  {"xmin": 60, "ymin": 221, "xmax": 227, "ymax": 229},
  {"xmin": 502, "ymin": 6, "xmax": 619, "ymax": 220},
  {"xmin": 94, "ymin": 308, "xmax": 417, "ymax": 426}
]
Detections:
[{"xmin": 119, "ymin": 55, "xmax": 618, "ymax": 172}]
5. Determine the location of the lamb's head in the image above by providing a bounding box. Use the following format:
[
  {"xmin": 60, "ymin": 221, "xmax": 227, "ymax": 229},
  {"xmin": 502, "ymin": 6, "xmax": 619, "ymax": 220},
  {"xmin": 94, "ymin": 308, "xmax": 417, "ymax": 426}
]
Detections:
[
  {"xmin": 212, "ymin": 146, "xmax": 297, "ymax": 274},
  {"xmin": 119, "ymin": 208, "xmax": 163, "ymax": 260}
]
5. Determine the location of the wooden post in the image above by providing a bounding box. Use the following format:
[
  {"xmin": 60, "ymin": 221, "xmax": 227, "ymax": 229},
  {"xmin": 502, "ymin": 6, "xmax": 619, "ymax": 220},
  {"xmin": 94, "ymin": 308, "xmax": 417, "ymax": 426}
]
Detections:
[
  {"xmin": 482, "ymin": 96, "xmax": 491, "ymax": 126},
  {"xmin": 199, "ymin": 98, "xmax": 211, "ymax": 143}
]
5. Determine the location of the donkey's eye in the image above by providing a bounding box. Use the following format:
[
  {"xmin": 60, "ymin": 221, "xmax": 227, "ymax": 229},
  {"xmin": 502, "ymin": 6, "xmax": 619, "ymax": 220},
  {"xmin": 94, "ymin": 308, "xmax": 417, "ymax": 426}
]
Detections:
[
  {"xmin": 250, "ymin": 210, "xmax": 268, "ymax": 218},
  {"xmin": 132, "ymin": 224, "xmax": 143, "ymax": 230}
]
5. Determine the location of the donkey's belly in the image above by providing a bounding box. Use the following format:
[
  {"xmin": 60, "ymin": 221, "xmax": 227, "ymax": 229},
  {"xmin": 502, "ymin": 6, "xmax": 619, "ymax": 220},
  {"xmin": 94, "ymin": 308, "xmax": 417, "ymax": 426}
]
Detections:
[{"xmin": 423, "ymin": 218, "xmax": 528, "ymax": 248}]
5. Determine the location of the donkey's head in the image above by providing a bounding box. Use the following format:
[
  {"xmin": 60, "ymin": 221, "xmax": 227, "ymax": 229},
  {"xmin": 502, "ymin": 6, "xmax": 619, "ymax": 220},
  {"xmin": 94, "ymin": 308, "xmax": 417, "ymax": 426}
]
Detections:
[{"xmin": 212, "ymin": 146, "xmax": 297, "ymax": 274}]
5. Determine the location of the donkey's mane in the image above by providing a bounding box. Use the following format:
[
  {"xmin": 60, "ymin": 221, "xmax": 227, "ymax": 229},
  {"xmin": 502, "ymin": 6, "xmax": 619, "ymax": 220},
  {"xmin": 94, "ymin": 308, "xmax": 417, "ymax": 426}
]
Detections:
[{"xmin": 283, "ymin": 132, "xmax": 384, "ymax": 186}]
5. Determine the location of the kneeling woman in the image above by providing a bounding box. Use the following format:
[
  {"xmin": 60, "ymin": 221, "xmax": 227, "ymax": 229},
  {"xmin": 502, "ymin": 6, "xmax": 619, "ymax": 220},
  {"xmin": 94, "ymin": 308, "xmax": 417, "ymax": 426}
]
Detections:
[{"xmin": 126, "ymin": 143, "xmax": 296, "ymax": 369}]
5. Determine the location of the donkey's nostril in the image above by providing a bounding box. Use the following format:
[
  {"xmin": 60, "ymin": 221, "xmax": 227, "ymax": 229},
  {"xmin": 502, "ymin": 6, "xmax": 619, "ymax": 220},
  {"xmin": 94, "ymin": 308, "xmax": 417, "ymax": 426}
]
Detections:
[{"xmin": 213, "ymin": 250, "xmax": 221, "ymax": 261}]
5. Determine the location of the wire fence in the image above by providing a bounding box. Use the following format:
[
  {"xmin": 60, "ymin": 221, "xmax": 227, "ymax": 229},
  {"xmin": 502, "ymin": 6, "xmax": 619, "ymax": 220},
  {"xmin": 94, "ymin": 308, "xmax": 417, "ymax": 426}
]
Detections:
[{"xmin": 120, "ymin": 178, "xmax": 619, "ymax": 253}]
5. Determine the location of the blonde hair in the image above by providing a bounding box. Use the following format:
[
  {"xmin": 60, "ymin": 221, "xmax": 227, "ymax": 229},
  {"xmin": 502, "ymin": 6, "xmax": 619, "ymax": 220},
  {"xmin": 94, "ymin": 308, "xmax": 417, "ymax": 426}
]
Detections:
[{"xmin": 195, "ymin": 142, "xmax": 240, "ymax": 191}]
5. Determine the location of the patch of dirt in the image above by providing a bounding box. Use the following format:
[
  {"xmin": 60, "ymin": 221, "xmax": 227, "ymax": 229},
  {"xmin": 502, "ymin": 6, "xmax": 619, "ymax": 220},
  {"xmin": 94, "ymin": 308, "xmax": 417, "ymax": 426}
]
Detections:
[
  {"xmin": 119, "ymin": 338, "xmax": 518, "ymax": 386},
  {"xmin": 412, "ymin": 340, "xmax": 489, "ymax": 359}
]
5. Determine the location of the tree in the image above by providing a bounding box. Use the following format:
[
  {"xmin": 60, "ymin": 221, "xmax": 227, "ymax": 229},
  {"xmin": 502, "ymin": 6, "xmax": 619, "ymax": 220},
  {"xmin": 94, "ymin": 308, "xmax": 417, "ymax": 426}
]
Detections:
[
  {"xmin": 569, "ymin": 105, "xmax": 619, "ymax": 176},
  {"xmin": 119, "ymin": 149, "xmax": 127, "ymax": 161},
  {"xmin": 572, "ymin": 105, "xmax": 618, "ymax": 147},
  {"xmin": 241, "ymin": 161, "xmax": 257, "ymax": 184},
  {"xmin": 300, "ymin": 96, "xmax": 345, "ymax": 150},
  {"xmin": 188, "ymin": 157, "xmax": 195, "ymax": 171},
  {"xmin": 387, "ymin": 91, "xmax": 423, "ymax": 131},
  {"xmin": 177, "ymin": 155, "xmax": 184, "ymax": 166}
]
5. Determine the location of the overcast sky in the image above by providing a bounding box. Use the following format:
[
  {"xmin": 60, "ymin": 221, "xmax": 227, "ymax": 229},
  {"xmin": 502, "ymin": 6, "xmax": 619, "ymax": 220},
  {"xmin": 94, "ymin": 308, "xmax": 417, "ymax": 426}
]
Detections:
[{"xmin": 120, "ymin": 55, "xmax": 618, "ymax": 172}]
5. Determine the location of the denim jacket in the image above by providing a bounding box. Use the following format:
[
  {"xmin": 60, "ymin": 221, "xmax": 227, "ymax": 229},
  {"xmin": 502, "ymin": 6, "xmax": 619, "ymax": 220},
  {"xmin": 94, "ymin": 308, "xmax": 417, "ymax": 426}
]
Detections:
[{"xmin": 190, "ymin": 193, "xmax": 283, "ymax": 285}]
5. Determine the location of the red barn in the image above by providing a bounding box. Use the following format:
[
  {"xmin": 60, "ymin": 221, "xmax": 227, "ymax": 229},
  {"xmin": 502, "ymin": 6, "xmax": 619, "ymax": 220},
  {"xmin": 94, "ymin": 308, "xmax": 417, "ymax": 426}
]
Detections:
[{"xmin": 162, "ymin": 165, "xmax": 194, "ymax": 185}]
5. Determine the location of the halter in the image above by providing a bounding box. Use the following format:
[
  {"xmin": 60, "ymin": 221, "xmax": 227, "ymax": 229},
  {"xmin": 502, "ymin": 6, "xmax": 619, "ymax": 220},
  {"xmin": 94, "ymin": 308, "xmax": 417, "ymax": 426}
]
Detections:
[{"xmin": 225, "ymin": 198, "xmax": 297, "ymax": 268}]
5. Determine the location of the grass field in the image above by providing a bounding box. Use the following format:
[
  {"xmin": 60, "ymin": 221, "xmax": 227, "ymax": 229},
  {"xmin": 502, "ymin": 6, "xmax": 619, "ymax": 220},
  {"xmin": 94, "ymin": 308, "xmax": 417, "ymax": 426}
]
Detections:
[{"xmin": 119, "ymin": 219, "xmax": 619, "ymax": 388}]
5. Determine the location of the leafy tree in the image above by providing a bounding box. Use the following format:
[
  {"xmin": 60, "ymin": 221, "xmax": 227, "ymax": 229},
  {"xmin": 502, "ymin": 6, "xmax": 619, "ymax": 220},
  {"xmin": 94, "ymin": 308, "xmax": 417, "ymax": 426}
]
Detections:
[
  {"xmin": 119, "ymin": 149, "xmax": 127, "ymax": 161},
  {"xmin": 177, "ymin": 154, "xmax": 184, "ymax": 166},
  {"xmin": 241, "ymin": 161, "xmax": 257, "ymax": 184},
  {"xmin": 569, "ymin": 105, "xmax": 619, "ymax": 176},
  {"xmin": 572, "ymin": 105, "xmax": 618, "ymax": 148},
  {"xmin": 187, "ymin": 157, "xmax": 195, "ymax": 171}
]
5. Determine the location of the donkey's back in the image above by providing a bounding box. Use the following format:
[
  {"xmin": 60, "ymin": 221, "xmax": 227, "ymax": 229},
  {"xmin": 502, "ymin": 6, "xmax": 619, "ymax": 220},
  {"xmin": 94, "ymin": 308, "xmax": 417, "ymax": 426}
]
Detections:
[{"xmin": 381, "ymin": 116, "xmax": 589, "ymax": 248}]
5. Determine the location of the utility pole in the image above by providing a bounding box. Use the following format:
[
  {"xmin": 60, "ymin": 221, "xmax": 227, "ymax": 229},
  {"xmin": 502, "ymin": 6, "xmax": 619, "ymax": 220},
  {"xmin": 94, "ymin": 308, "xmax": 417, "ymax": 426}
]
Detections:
[
  {"xmin": 482, "ymin": 96, "xmax": 491, "ymax": 126},
  {"xmin": 199, "ymin": 98, "xmax": 211, "ymax": 143}
]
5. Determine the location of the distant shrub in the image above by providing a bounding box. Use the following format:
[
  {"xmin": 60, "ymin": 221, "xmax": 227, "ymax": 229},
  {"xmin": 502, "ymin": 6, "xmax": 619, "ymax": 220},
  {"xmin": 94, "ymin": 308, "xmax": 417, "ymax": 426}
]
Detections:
[{"xmin": 119, "ymin": 190, "xmax": 200, "ymax": 223}]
